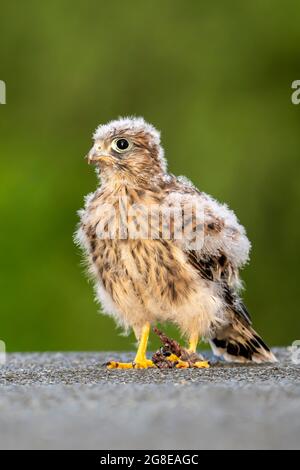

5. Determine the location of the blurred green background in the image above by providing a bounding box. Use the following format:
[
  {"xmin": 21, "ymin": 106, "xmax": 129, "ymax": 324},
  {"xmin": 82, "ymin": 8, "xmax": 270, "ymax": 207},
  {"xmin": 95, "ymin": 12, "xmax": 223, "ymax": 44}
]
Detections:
[{"xmin": 1, "ymin": 0, "xmax": 299, "ymax": 352}]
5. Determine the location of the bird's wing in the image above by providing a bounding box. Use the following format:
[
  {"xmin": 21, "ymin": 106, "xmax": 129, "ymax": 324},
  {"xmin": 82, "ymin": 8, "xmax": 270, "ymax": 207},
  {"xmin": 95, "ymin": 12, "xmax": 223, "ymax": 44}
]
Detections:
[
  {"xmin": 164, "ymin": 176, "xmax": 252, "ymax": 324},
  {"xmin": 164, "ymin": 176, "xmax": 251, "ymax": 272},
  {"xmin": 186, "ymin": 250, "xmax": 252, "ymax": 324}
]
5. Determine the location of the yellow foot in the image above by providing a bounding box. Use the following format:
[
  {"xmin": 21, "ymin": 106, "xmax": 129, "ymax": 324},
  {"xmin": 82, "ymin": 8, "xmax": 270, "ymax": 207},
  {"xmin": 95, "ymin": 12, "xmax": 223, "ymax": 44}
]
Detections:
[
  {"xmin": 106, "ymin": 361, "xmax": 134, "ymax": 369},
  {"xmin": 166, "ymin": 353, "xmax": 210, "ymax": 369},
  {"xmin": 106, "ymin": 359, "xmax": 155, "ymax": 369},
  {"xmin": 176, "ymin": 360, "xmax": 210, "ymax": 369},
  {"xmin": 134, "ymin": 359, "xmax": 155, "ymax": 369},
  {"xmin": 167, "ymin": 354, "xmax": 181, "ymax": 362},
  {"xmin": 167, "ymin": 354, "xmax": 186, "ymax": 368},
  {"xmin": 194, "ymin": 360, "xmax": 210, "ymax": 368}
]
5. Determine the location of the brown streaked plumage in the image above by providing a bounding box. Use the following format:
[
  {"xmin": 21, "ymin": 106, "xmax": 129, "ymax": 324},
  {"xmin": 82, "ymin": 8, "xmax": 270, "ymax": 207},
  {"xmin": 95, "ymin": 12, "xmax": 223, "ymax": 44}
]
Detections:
[{"xmin": 75, "ymin": 116, "xmax": 277, "ymax": 368}]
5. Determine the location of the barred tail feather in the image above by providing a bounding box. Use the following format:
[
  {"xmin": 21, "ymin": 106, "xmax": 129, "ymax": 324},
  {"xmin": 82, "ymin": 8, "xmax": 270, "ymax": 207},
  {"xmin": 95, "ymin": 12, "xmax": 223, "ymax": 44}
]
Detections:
[{"xmin": 209, "ymin": 318, "xmax": 277, "ymax": 364}]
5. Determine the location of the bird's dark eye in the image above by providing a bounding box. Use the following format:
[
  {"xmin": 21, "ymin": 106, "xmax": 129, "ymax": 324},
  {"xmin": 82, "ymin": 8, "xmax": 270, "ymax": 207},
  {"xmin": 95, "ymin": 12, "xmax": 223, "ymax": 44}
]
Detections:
[
  {"xmin": 112, "ymin": 138, "xmax": 131, "ymax": 153},
  {"xmin": 116, "ymin": 139, "xmax": 129, "ymax": 150}
]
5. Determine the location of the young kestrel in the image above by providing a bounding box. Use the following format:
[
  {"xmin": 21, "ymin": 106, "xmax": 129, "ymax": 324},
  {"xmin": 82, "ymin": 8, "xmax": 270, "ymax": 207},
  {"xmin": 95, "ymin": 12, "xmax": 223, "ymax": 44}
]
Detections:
[{"xmin": 75, "ymin": 117, "xmax": 277, "ymax": 368}]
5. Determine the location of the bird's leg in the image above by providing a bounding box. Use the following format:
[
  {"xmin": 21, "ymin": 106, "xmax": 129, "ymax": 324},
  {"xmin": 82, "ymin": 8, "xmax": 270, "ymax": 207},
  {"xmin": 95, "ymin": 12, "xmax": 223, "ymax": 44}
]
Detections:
[
  {"xmin": 184, "ymin": 332, "xmax": 209, "ymax": 368},
  {"xmin": 188, "ymin": 333, "xmax": 198, "ymax": 353},
  {"xmin": 107, "ymin": 322, "xmax": 155, "ymax": 369},
  {"xmin": 133, "ymin": 323, "xmax": 155, "ymax": 368}
]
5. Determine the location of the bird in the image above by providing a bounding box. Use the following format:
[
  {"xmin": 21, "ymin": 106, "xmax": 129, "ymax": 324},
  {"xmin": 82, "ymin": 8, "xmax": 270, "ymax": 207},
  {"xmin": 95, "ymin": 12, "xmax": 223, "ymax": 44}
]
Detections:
[{"xmin": 75, "ymin": 116, "xmax": 277, "ymax": 369}]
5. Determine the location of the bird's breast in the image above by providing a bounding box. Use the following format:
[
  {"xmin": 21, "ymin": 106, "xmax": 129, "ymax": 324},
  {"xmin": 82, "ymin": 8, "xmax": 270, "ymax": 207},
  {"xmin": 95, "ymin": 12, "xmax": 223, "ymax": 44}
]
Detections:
[
  {"xmin": 81, "ymin": 192, "xmax": 199, "ymax": 308},
  {"xmin": 89, "ymin": 235, "xmax": 196, "ymax": 308}
]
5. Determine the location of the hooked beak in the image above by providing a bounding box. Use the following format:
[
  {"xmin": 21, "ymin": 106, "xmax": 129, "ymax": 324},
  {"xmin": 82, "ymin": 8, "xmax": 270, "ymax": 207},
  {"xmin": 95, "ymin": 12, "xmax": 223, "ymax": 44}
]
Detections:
[{"xmin": 86, "ymin": 149, "xmax": 113, "ymax": 165}]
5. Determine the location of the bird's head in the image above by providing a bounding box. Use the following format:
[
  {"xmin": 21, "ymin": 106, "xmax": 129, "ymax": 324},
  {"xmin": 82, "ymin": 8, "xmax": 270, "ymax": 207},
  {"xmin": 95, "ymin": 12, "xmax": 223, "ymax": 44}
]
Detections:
[{"xmin": 86, "ymin": 117, "xmax": 167, "ymax": 185}]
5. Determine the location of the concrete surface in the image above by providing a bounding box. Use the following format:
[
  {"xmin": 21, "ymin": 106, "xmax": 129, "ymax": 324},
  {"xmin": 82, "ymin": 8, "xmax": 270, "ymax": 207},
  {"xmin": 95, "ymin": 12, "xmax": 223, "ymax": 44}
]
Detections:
[{"xmin": 0, "ymin": 348, "xmax": 299, "ymax": 450}]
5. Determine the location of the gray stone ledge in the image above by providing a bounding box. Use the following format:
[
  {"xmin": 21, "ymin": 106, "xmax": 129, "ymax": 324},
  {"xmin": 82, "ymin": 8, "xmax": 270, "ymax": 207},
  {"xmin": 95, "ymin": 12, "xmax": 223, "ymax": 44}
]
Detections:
[{"xmin": 0, "ymin": 348, "xmax": 299, "ymax": 449}]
